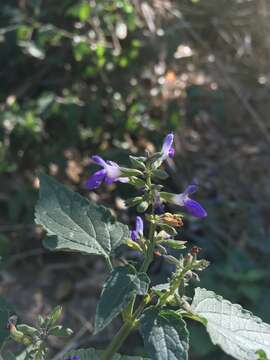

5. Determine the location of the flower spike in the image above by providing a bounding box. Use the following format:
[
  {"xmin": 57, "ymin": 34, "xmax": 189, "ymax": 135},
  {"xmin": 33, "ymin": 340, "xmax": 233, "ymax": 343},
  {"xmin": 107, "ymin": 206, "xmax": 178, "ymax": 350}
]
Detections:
[
  {"xmin": 173, "ymin": 184, "xmax": 207, "ymax": 218},
  {"xmin": 86, "ymin": 155, "xmax": 128, "ymax": 190}
]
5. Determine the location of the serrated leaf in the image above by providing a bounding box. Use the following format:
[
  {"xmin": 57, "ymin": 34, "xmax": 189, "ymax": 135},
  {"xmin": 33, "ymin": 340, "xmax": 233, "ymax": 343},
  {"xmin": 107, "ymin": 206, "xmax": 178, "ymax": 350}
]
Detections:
[
  {"xmin": 63, "ymin": 347, "xmax": 149, "ymax": 359},
  {"xmin": 192, "ymin": 288, "xmax": 270, "ymax": 360},
  {"xmin": 95, "ymin": 265, "xmax": 150, "ymax": 334},
  {"xmin": 35, "ymin": 174, "xmax": 129, "ymax": 260},
  {"xmin": 140, "ymin": 308, "xmax": 189, "ymax": 360}
]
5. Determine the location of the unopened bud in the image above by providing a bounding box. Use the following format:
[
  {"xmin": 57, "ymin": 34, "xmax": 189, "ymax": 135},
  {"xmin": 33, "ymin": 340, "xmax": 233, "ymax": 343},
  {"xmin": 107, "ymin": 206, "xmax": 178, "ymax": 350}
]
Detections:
[
  {"xmin": 136, "ymin": 201, "xmax": 149, "ymax": 213},
  {"xmin": 143, "ymin": 294, "xmax": 151, "ymax": 305},
  {"xmin": 191, "ymin": 246, "xmax": 202, "ymax": 254},
  {"xmin": 184, "ymin": 270, "xmax": 193, "ymax": 281},
  {"xmin": 125, "ymin": 239, "xmax": 143, "ymax": 252},
  {"xmin": 184, "ymin": 253, "xmax": 193, "ymax": 266}
]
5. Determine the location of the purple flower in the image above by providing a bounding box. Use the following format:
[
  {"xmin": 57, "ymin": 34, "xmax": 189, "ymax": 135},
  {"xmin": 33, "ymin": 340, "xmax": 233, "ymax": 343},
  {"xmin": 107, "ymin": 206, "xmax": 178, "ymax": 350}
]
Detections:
[
  {"xmin": 131, "ymin": 216, "xmax": 144, "ymax": 241},
  {"xmin": 86, "ymin": 155, "xmax": 128, "ymax": 190},
  {"xmin": 64, "ymin": 357, "xmax": 80, "ymax": 360},
  {"xmin": 161, "ymin": 133, "xmax": 175, "ymax": 160},
  {"xmin": 154, "ymin": 191, "xmax": 165, "ymax": 214},
  {"xmin": 173, "ymin": 184, "xmax": 207, "ymax": 218}
]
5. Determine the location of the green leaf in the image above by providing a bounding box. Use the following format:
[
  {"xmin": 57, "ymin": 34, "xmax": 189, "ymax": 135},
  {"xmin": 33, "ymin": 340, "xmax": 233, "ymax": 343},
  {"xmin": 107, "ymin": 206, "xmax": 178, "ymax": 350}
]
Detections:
[
  {"xmin": 152, "ymin": 169, "xmax": 169, "ymax": 180},
  {"xmin": 129, "ymin": 156, "xmax": 146, "ymax": 170},
  {"xmin": 19, "ymin": 41, "xmax": 45, "ymax": 59},
  {"xmin": 256, "ymin": 349, "xmax": 268, "ymax": 360},
  {"xmin": 0, "ymin": 296, "xmax": 15, "ymax": 346},
  {"xmin": 45, "ymin": 305, "xmax": 62, "ymax": 328},
  {"xmin": 16, "ymin": 324, "xmax": 38, "ymax": 337},
  {"xmin": 35, "ymin": 174, "xmax": 129, "ymax": 260},
  {"xmin": 192, "ymin": 288, "xmax": 270, "ymax": 360},
  {"xmin": 95, "ymin": 265, "xmax": 150, "ymax": 334},
  {"xmin": 161, "ymin": 240, "xmax": 187, "ymax": 250},
  {"xmin": 48, "ymin": 325, "xmax": 73, "ymax": 337},
  {"xmin": 140, "ymin": 308, "xmax": 189, "ymax": 360},
  {"xmin": 67, "ymin": 1, "xmax": 91, "ymax": 21},
  {"xmin": 63, "ymin": 347, "xmax": 149, "ymax": 359}
]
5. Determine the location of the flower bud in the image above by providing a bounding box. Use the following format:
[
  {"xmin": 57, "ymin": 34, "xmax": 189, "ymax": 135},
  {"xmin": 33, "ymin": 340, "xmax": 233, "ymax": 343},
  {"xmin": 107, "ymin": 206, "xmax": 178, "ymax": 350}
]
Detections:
[
  {"xmin": 125, "ymin": 239, "xmax": 143, "ymax": 252},
  {"xmin": 152, "ymin": 169, "xmax": 169, "ymax": 180},
  {"xmin": 129, "ymin": 155, "xmax": 146, "ymax": 170},
  {"xmin": 136, "ymin": 201, "xmax": 149, "ymax": 213}
]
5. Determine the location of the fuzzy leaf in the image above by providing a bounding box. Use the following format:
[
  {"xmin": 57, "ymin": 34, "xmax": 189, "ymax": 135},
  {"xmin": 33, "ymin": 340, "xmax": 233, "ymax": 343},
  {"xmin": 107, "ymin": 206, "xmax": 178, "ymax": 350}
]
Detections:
[
  {"xmin": 192, "ymin": 288, "xmax": 270, "ymax": 360},
  {"xmin": 35, "ymin": 174, "xmax": 129, "ymax": 259},
  {"xmin": 140, "ymin": 308, "xmax": 189, "ymax": 360},
  {"xmin": 95, "ymin": 265, "xmax": 150, "ymax": 334}
]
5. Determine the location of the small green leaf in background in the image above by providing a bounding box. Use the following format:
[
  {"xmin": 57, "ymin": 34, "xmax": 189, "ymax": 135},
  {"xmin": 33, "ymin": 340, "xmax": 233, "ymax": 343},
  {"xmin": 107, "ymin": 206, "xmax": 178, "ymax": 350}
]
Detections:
[
  {"xmin": 67, "ymin": 1, "xmax": 91, "ymax": 21},
  {"xmin": 140, "ymin": 307, "xmax": 189, "ymax": 360},
  {"xmin": 35, "ymin": 174, "xmax": 129, "ymax": 261},
  {"xmin": 95, "ymin": 265, "xmax": 150, "ymax": 334},
  {"xmin": 192, "ymin": 288, "xmax": 270, "ymax": 360},
  {"xmin": 64, "ymin": 347, "xmax": 149, "ymax": 359},
  {"xmin": 0, "ymin": 296, "xmax": 15, "ymax": 346}
]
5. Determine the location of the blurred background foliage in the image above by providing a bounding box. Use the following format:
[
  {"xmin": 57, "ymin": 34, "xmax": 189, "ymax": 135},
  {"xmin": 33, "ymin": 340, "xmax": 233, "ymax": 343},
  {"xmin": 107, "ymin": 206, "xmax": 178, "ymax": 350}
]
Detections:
[{"xmin": 1, "ymin": 0, "xmax": 270, "ymax": 359}]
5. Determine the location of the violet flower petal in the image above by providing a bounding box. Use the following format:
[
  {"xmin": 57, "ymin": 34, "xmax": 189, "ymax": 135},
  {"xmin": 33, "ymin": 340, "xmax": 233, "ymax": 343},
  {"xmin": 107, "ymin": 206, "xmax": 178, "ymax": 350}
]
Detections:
[
  {"xmin": 85, "ymin": 169, "xmax": 106, "ymax": 189},
  {"xmin": 183, "ymin": 198, "xmax": 207, "ymax": 218},
  {"xmin": 104, "ymin": 175, "xmax": 115, "ymax": 185},
  {"xmin": 161, "ymin": 133, "xmax": 174, "ymax": 159},
  {"xmin": 135, "ymin": 216, "xmax": 144, "ymax": 236},
  {"xmin": 183, "ymin": 184, "xmax": 198, "ymax": 195},
  {"xmin": 91, "ymin": 155, "xmax": 107, "ymax": 167},
  {"xmin": 168, "ymin": 147, "xmax": 175, "ymax": 158},
  {"xmin": 131, "ymin": 230, "xmax": 138, "ymax": 241}
]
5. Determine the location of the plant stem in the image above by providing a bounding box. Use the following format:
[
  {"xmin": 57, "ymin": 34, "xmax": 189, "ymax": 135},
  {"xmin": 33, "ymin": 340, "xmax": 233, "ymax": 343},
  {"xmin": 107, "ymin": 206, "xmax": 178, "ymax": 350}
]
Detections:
[
  {"xmin": 140, "ymin": 221, "xmax": 156, "ymax": 272},
  {"xmin": 100, "ymin": 320, "xmax": 135, "ymax": 360},
  {"xmin": 102, "ymin": 170, "xmax": 157, "ymax": 359}
]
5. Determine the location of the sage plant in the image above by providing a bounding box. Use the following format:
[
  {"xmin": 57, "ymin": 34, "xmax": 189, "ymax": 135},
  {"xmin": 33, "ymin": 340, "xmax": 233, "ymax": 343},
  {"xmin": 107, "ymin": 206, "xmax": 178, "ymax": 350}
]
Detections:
[{"xmin": 6, "ymin": 134, "xmax": 270, "ymax": 359}]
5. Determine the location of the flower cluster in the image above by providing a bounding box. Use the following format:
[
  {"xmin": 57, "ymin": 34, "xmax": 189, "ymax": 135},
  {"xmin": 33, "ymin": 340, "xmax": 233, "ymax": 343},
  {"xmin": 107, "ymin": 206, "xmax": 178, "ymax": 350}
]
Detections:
[
  {"xmin": 86, "ymin": 133, "xmax": 207, "ymax": 220},
  {"xmin": 64, "ymin": 357, "xmax": 80, "ymax": 360}
]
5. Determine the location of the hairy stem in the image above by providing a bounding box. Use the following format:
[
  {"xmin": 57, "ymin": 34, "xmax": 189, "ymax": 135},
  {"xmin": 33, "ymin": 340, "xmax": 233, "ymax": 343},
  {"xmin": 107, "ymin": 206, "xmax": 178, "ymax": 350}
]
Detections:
[{"xmin": 140, "ymin": 221, "xmax": 156, "ymax": 273}]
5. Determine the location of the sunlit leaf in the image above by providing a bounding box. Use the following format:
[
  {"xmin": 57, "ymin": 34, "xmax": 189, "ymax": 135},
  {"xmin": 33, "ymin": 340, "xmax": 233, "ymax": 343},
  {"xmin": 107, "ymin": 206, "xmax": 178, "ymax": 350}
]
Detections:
[
  {"xmin": 35, "ymin": 174, "xmax": 129, "ymax": 260},
  {"xmin": 192, "ymin": 288, "xmax": 270, "ymax": 360}
]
